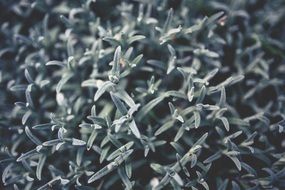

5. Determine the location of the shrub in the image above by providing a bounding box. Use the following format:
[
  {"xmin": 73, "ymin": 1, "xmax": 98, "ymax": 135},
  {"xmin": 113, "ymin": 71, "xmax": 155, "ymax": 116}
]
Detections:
[{"xmin": 1, "ymin": 0, "xmax": 285, "ymax": 189}]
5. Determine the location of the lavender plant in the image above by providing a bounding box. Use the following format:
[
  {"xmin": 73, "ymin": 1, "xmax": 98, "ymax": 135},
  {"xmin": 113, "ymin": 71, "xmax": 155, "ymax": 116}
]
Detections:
[{"xmin": 1, "ymin": 0, "xmax": 285, "ymax": 189}]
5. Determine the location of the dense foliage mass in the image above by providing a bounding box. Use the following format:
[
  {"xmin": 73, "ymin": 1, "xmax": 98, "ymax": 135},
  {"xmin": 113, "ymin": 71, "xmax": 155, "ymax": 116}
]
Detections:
[{"xmin": 1, "ymin": 0, "xmax": 285, "ymax": 189}]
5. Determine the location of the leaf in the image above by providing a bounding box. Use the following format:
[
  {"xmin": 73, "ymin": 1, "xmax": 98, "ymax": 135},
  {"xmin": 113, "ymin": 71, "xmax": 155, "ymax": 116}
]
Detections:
[
  {"xmin": 206, "ymin": 11, "xmax": 225, "ymax": 25},
  {"xmin": 219, "ymin": 87, "xmax": 226, "ymax": 107},
  {"xmin": 103, "ymin": 36, "xmax": 121, "ymax": 46},
  {"xmin": 168, "ymin": 102, "xmax": 176, "ymax": 115},
  {"xmin": 110, "ymin": 92, "xmax": 128, "ymax": 115},
  {"xmin": 231, "ymin": 181, "xmax": 240, "ymax": 190},
  {"xmin": 167, "ymin": 56, "xmax": 176, "ymax": 74},
  {"xmin": 76, "ymin": 148, "xmax": 84, "ymax": 166},
  {"xmin": 227, "ymin": 118, "xmax": 249, "ymax": 126},
  {"xmin": 25, "ymin": 126, "xmax": 41, "ymax": 145},
  {"xmin": 194, "ymin": 111, "xmax": 201, "ymax": 128},
  {"xmin": 72, "ymin": 138, "xmax": 86, "ymax": 146},
  {"xmin": 164, "ymin": 91, "xmax": 187, "ymax": 99},
  {"xmin": 228, "ymin": 156, "xmax": 241, "ymax": 171},
  {"xmin": 88, "ymin": 150, "xmax": 133, "ymax": 183},
  {"xmin": 218, "ymin": 179, "xmax": 229, "ymax": 190},
  {"xmin": 241, "ymin": 162, "xmax": 257, "ymax": 176},
  {"xmin": 125, "ymin": 162, "xmax": 132, "ymax": 179},
  {"xmin": 60, "ymin": 15, "xmax": 72, "ymax": 27},
  {"xmin": 163, "ymin": 8, "xmax": 173, "ymax": 32},
  {"xmin": 127, "ymin": 35, "xmax": 145, "ymax": 44},
  {"xmin": 36, "ymin": 154, "xmax": 47, "ymax": 180},
  {"xmin": 42, "ymin": 139, "xmax": 62, "ymax": 146},
  {"xmin": 136, "ymin": 96, "xmax": 165, "ymax": 121},
  {"xmin": 129, "ymin": 120, "xmax": 141, "ymax": 139},
  {"xmin": 171, "ymin": 172, "xmax": 184, "ymax": 186},
  {"xmin": 111, "ymin": 46, "xmax": 121, "ymax": 77},
  {"xmin": 17, "ymin": 148, "xmax": 40, "ymax": 162},
  {"xmin": 25, "ymin": 84, "xmax": 34, "ymax": 108},
  {"xmin": 81, "ymin": 79, "xmax": 97, "ymax": 87},
  {"xmin": 107, "ymin": 142, "xmax": 134, "ymax": 161},
  {"xmin": 100, "ymin": 146, "xmax": 110, "ymax": 163},
  {"xmin": 209, "ymin": 75, "xmax": 244, "ymax": 93},
  {"xmin": 46, "ymin": 60, "xmax": 66, "ymax": 67},
  {"xmin": 32, "ymin": 123, "xmax": 53, "ymax": 130},
  {"xmin": 10, "ymin": 85, "xmax": 27, "ymax": 91},
  {"xmin": 131, "ymin": 54, "xmax": 143, "ymax": 67},
  {"xmin": 24, "ymin": 69, "xmax": 34, "ymax": 83},
  {"xmin": 219, "ymin": 117, "xmax": 230, "ymax": 131},
  {"xmin": 88, "ymin": 162, "xmax": 116, "ymax": 183},
  {"xmin": 203, "ymin": 152, "xmax": 221, "ymax": 164},
  {"xmin": 94, "ymin": 81, "xmax": 115, "ymax": 101},
  {"xmin": 193, "ymin": 132, "xmax": 208, "ymax": 147},
  {"xmin": 204, "ymin": 68, "xmax": 219, "ymax": 82},
  {"xmin": 196, "ymin": 85, "xmax": 206, "ymax": 104},
  {"xmin": 150, "ymin": 163, "xmax": 165, "ymax": 174},
  {"xmin": 22, "ymin": 111, "xmax": 32, "ymax": 125},
  {"xmin": 87, "ymin": 128, "xmax": 98, "ymax": 150},
  {"xmin": 155, "ymin": 120, "xmax": 174, "ymax": 136},
  {"xmin": 87, "ymin": 116, "xmax": 107, "ymax": 127},
  {"xmin": 56, "ymin": 73, "xmax": 72, "ymax": 93},
  {"xmin": 187, "ymin": 87, "xmax": 195, "ymax": 102},
  {"xmin": 174, "ymin": 127, "xmax": 185, "ymax": 142},
  {"xmin": 191, "ymin": 154, "xmax": 197, "ymax": 168},
  {"xmin": 194, "ymin": 48, "xmax": 219, "ymax": 58},
  {"xmin": 114, "ymin": 90, "xmax": 136, "ymax": 108},
  {"xmin": 118, "ymin": 167, "xmax": 133, "ymax": 190}
]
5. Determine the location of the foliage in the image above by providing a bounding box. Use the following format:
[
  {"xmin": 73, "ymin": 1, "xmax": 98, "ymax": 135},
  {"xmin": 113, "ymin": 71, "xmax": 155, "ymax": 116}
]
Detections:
[{"xmin": 0, "ymin": 0, "xmax": 285, "ymax": 189}]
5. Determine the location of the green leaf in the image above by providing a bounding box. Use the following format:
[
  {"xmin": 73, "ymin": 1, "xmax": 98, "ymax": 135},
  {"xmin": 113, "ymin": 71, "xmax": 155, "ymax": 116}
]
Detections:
[
  {"xmin": 150, "ymin": 163, "xmax": 165, "ymax": 174},
  {"xmin": 56, "ymin": 73, "xmax": 72, "ymax": 93},
  {"xmin": 110, "ymin": 92, "xmax": 128, "ymax": 115},
  {"xmin": 193, "ymin": 132, "xmax": 208, "ymax": 147},
  {"xmin": 87, "ymin": 127, "xmax": 98, "ymax": 150},
  {"xmin": 125, "ymin": 162, "xmax": 132, "ymax": 179},
  {"xmin": 72, "ymin": 138, "xmax": 86, "ymax": 146},
  {"xmin": 111, "ymin": 46, "xmax": 121, "ymax": 77},
  {"xmin": 155, "ymin": 120, "xmax": 174, "ymax": 136},
  {"xmin": 100, "ymin": 146, "xmax": 110, "ymax": 163},
  {"xmin": 187, "ymin": 87, "xmax": 195, "ymax": 102},
  {"xmin": 118, "ymin": 167, "xmax": 133, "ymax": 190},
  {"xmin": 131, "ymin": 54, "xmax": 143, "ymax": 67},
  {"xmin": 60, "ymin": 15, "xmax": 72, "ymax": 27},
  {"xmin": 36, "ymin": 154, "xmax": 47, "ymax": 180},
  {"xmin": 219, "ymin": 87, "xmax": 226, "ymax": 107},
  {"xmin": 196, "ymin": 85, "xmax": 206, "ymax": 104},
  {"xmin": 94, "ymin": 81, "xmax": 115, "ymax": 101},
  {"xmin": 88, "ymin": 162, "xmax": 116, "ymax": 183},
  {"xmin": 88, "ymin": 150, "xmax": 133, "ymax": 183},
  {"xmin": 194, "ymin": 111, "xmax": 201, "ymax": 128},
  {"xmin": 163, "ymin": 8, "xmax": 173, "ymax": 32},
  {"xmin": 25, "ymin": 126, "xmax": 41, "ymax": 145},
  {"xmin": 206, "ymin": 11, "xmax": 224, "ymax": 25},
  {"xmin": 46, "ymin": 60, "xmax": 66, "ymax": 67},
  {"xmin": 136, "ymin": 96, "xmax": 165, "ymax": 121},
  {"xmin": 127, "ymin": 35, "xmax": 145, "ymax": 44},
  {"xmin": 24, "ymin": 69, "xmax": 34, "ymax": 83},
  {"xmin": 107, "ymin": 142, "xmax": 134, "ymax": 161},
  {"xmin": 219, "ymin": 117, "xmax": 230, "ymax": 131},
  {"xmin": 103, "ymin": 36, "xmax": 121, "ymax": 46},
  {"xmin": 129, "ymin": 120, "xmax": 141, "ymax": 139},
  {"xmin": 25, "ymin": 84, "xmax": 34, "ymax": 108},
  {"xmin": 227, "ymin": 156, "xmax": 241, "ymax": 171},
  {"xmin": 17, "ymin": 148, "xmax": 40, "ymax": 162},
  {"xmin": 22, "ymin": 111, "xmax": 32, "ymax": 125},
  {"xmin": 10, "ymin": 85, "xmax": 27, "ymax": 91},
  {"xmin": 203, "ymin": 152, "xmax": 221, "ymax": 164},
  {"xmin": 174, "ymin": 127, "xmax": 185, "ymax": 142}
]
